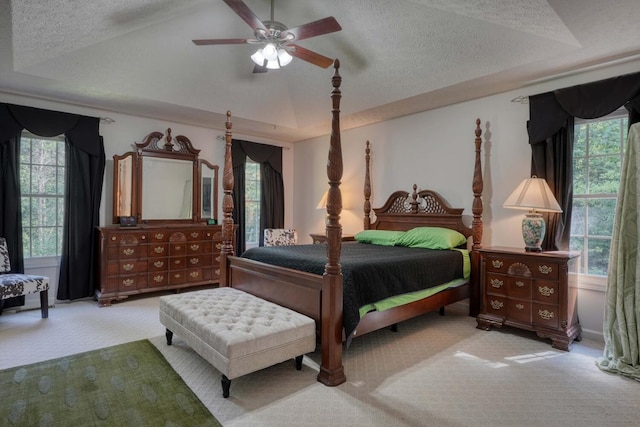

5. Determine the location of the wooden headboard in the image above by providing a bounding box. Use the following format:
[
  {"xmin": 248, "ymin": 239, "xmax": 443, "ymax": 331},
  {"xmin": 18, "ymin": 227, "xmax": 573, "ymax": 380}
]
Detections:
[{"xmin": 367, "ymin": 185, "xmax": 473, "ymax": 238}]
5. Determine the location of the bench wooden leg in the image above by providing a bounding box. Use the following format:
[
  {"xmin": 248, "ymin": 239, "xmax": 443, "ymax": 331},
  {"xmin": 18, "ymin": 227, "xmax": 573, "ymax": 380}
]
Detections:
[
  {"xmin": 39, "ymin": 289, "xmax": 49, "ymax": 318},
  {"xmin": 221, "ymin": 375, "xmax": 231, "ymax": 398},
  {"xmin": 295, "ymin": 355, "xmax": 304, "ymax": 370},
  {"xmin": 165, "ymin": 329, "xmax": 173, "ymax": 345}
]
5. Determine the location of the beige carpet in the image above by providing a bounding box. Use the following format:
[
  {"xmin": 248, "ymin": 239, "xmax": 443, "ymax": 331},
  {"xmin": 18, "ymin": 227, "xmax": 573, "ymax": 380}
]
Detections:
[{"xmin": 1, "ymin": 293, "xmax": 638, "ymax": 427}]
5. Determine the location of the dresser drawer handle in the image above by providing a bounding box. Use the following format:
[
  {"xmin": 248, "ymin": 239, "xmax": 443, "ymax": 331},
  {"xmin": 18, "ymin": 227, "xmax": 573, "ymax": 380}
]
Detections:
[
  {"xmin": 515, "ymin": 303, "xmax": 524, "ymax": 310},
  {"xmin": 174, "ymin": 273, "xmax": 181, "ymax": 279},
  {"xmin": 154, "ymin": 246, "xmax": 164, "ymax": 254},
  {"xmin": 141, "ymin": 235, "xmax": 146, "ymax": 240},
  {"xmin": 190, "ymin": 271, "xmax": 199, "ymax": 278},
  {"xmin": 175, "ymin": 259, "xmax": 181, "ymax": 265},
  {"xmin": 215, "ymin": 256, "xmax": 220, "ymax": 262},
  {"xmin": 174, "ymin": 245, "xmax": 181, "ymax": 251},
  {"xmin": 154, "ymin": 261, "xmax": 164, "ymax": 268},
  {"xmin": 490, "ymin": 279, "xmax": 503, "ymax": 288},
  {"xmin": 153, "ymin": 275, "xmax": 164, "ymax": 283},
  {"xmin": 538, "ymin": 286, "xmax": 555, "ymax": 297},
  {"xmin": 515, "ymin": 280, "xmax": 525, "ymax": 287},
  {"xmin": 191, "ymin": 232, "xmax": 199, "ymax": 238},
  {"xmin": 190, "ymin": 258, "xmax": 199, "ymax": 265},
  {"xmin": 190, "ymin": 244, "xmax": 200, "ymax": 251},
  {"xmin": 122, "ymin": 279, "xmax": 134, "ymax": 286},
  {"xmin": 490, "ymin": 300, "xmax": 504, "ymax": 310},
  {"xmin": 215, "ymin": 269, "xmax": 220, "ymax": 275},
  {"xmin": 538, "ymin": 265, "xmax": 553, "ymax": 275},
  {"xmin": 122, "ymin": 248, "xmax": 135, "ymax": 256},
  {"xmin": 492, "ymin": 260, "xmax": 503, "ymax": 268},
  {"xmin": 216, "ymin": 243, "xmax": 222, "ymax": 250},
  {"xmin": 155, "ymin": 233, "xmax": 164, "ymax": 239},
  {"xmin": 538, "ymin": 309, "xmax": 554, "ymax": 320},
  {"xmin": 123, "ymin": 263, "xmax": 134, "ymax": 271},
  {"xmin": 111, "ymin": 236, "xmax": 116, "ymax": 241},
  {"xmin": 206, "ymin": 232, "xmax": 211, "ymax": 237}
]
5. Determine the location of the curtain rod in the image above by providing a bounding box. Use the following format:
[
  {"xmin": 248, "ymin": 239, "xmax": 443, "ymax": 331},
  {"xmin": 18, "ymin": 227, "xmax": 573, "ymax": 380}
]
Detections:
[{"xmin": 216, "ymin": 134, "xmax": 290, "ymax": 150}]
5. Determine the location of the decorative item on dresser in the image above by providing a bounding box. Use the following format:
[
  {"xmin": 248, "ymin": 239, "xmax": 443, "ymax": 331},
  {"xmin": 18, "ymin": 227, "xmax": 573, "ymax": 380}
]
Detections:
[
  {"xmin": 476, "ymin": 246, "xmax": 581, "ymax": 351},
  {"xmin": 97, "ymin": 128, "xmax": 224, "ymax": 306}
]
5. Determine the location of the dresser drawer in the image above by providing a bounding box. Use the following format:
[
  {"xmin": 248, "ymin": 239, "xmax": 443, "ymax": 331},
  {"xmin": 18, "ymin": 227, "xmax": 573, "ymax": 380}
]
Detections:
[
  {"xmin": 486, "ymin": 273, "xmax": 507, "ymax": 294},
  {"xmin": 508, "ymin": 276, "xmax": 531, "ymax": 299},
  {"xmin": 507, "ymin": 300, "xmax": 531, "ymax": 324},
  {"xmin": 533, "ymin": 303, "xmax": 560, "ymax": 329},
  {"xmin": 485, "ymin": 295, "xmax": 507, "ymax": 316},
  {"xmin": 533, "ymin": 280, "xmax": 559, "ymax": 304}
]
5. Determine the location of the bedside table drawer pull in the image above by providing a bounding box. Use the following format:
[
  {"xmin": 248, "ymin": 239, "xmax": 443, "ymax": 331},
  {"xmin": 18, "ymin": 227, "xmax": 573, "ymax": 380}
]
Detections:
[
  {"xmin": 492, "ymin": 260, "xmax": 503, "ymax": 268},
  {"xmin": 154, "ymin": 261, "xmax": 164, "ymax": 268},
  {"xmin": 154, "ymin": 246, "xmax": 164, "ymax": 254},
  {"xmin": 490, "ymin": 300, "xmax": 504, "ymax": 310},
  {"xmin": 490, "ymin": 278, "xmax": 504, "ymax": 288},
  {"xmin": 515, "ymin": 303, "xmax": 524, "ymax": 310},
  {"xmin": 538, "ymin": 286, "xmax": 554, "ymax": 297},
  {"xmin": 515, "ymin": 280, "xmax": 525, "ymax": 287},
  {"xmin": 122, "ymin": 248, "xmax": 135, "ymax": 256},
  {"xmin": 123, "ymin": 263, "xmax": 134, "ymax": 271},
  {"xmin": 538, "ymin": 309, "xmax": 554, "ymax": 320},
  {"xmin": 154, "ymin": 233, "xmax": 164, "ymax": 239},
  {"xmin": 153, "ymin": 275, "xmax": 164, "ymax": 283},
  {"xmin": 538, "ymin": 265, "xmax": 553, "ymax": 275}
]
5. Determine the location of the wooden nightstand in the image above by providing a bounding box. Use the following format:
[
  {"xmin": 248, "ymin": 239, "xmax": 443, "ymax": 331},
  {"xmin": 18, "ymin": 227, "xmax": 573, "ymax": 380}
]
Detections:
[
  {"xmin": 476, "ymin": 246, "xmax": 581, "ymax": 351},
  {"xmin": 309, "ymin": 233, "xmax": 356, "ymax": 244}
]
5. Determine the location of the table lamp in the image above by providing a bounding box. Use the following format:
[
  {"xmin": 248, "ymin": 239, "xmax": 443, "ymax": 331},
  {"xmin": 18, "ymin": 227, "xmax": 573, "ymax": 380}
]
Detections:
[{"xmin": 503, "ymin": 176, "xmax": 562, "ymax": 252}]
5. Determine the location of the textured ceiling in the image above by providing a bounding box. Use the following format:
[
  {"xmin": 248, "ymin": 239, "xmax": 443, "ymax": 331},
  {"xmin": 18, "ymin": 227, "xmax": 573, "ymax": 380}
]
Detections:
[{"xmin": 1, "ymin": 0, "xmax": 640, "ymax": 142}]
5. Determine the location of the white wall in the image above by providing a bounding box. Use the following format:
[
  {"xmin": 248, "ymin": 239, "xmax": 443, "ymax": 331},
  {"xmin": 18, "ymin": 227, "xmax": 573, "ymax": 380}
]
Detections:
[
  {"xmin": 293, "ymin": 58, "xmax": 640, "ymax": 342},
  {"xmin": 0, "ymin": 92, "xmax": 293, "ymax": 310}
]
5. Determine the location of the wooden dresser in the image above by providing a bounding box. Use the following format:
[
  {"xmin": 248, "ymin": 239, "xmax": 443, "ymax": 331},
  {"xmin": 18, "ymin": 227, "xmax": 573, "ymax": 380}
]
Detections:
[
  {"xmin": 96, "ymin": 224, "xmax": 223, "ymax": 306},
  {"xmin": 475, "ymin": 247, "xmax": 581, "ymax": 351}
]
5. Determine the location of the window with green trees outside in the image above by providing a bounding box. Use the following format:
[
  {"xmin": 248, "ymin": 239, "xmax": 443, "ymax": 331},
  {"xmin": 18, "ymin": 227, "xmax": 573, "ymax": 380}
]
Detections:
[
  {"xmin": 570, "ymin": 111, "xmax": 628, "ymax": 276},
  {"xmin": 19, "ymin": 132, "xmax": 66, "ymax": 258}
]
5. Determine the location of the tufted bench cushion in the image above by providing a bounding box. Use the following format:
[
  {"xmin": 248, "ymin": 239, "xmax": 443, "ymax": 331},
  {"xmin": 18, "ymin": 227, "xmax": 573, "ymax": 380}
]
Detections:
[{"xmin": 159, "ymin": 287, "xmax": 316, "ymax": 397}]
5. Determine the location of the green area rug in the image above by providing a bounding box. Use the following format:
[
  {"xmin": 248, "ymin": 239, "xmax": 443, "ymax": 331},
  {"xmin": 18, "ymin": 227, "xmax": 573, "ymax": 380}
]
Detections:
[{"xmin": 0, "ymin": 339, "xmax": 221, "ymax": 426}]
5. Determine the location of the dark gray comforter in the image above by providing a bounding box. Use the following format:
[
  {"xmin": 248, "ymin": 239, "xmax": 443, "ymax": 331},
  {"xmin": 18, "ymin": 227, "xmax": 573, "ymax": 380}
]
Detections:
[{"xmin": 241, "ymin": 242, "xmax": 464, "ymax": 340}]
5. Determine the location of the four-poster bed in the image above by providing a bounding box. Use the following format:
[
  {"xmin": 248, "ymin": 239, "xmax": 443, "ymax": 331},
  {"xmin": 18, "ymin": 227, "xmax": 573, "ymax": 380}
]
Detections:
[{"xmin": 218, "ymin": 60, "xmax": 484, "ymax": 387}]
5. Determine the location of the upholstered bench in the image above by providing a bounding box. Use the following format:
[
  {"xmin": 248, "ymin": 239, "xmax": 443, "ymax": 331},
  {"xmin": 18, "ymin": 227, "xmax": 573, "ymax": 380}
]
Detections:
[{"xmin": 159, "ymin": 287, "xmax": 316, "ymax": 398}]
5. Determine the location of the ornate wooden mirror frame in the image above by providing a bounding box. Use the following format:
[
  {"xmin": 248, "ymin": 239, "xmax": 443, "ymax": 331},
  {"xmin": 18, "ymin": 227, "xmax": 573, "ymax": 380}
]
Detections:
[{"xmin": 112, "ymin": 128, "xmax": 218, "ymax": 225}]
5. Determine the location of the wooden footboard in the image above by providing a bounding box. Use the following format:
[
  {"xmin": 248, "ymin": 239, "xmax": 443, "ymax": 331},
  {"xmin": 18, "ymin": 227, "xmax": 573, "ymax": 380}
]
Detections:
[{"xmin": 227, "ymin": 256, "xmax": 323, "ymax": 326}]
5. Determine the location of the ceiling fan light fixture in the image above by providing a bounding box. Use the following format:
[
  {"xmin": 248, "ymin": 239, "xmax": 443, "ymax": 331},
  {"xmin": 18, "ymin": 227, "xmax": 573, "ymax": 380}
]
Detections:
[
  {"xmin": 266, "ymin": 59, "xmax": 280, "ymax": 69},
  {"xmin": 250, "ymin": 49, "xmax": 266, "ymax": 66},
  {"xmin": 262, "ymin": 43, "xmax": 278, "ymax": 61},
  {"xmin": 277, "ymin": 48, "xmax": 293, "ymax": 66}
]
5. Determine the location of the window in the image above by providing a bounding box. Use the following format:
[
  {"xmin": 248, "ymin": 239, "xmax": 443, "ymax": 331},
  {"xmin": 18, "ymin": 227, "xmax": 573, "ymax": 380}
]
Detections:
[
  {"xmin": 244, "ymin": 159, "xmax": 261, "ymax": 248},
  {"xmin": 570, "ymin": 112, "xmax": 628, "ymax": 276},
  {"xmin": 19, "ymin": 132, "xmax": 66, "ymax": 258}
]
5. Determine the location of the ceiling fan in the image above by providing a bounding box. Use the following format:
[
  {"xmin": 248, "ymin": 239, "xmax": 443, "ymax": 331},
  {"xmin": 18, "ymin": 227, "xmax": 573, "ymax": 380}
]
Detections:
[{"xmin": 192, "ymin": 0, "xmax": 341, "ymax": 73}]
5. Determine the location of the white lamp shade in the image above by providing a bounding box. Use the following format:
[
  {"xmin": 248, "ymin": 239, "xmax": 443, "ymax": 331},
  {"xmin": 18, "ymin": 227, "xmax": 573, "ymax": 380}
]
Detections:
[
  {"xmin": 316, "ymin": 191, "xmax": 328, "ymax": 210},
  {"xmin": 265, "ymin": 59, "xmax": 280, "ymax": 69},
  {"xmin": 278, "ymin": 49, "xmax": 293, "ymax": 66},
  {"xmin": 250, "ymin": 49, "xmax": 265, "ymax": 66},
  {"xmin": 262, "ymin": 43, "xmax": 278, "ymax": 61},
  {"xmin": 503, "ymin": 177, "xmax": 562, "ymax": 213}
]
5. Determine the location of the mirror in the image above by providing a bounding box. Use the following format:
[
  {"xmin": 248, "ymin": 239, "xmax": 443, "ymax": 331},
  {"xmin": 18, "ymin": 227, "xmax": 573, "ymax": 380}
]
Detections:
[
  {"xmin": 199, "ymin": 160, "xmax": 219, "ymax": 222},
  {"xmin": 112, "ymin": 128, "xmax": 218, "ymax": 224},
  {"xmin": 141, "ymin": 157, "xmax": 194, "ymax": 220}
]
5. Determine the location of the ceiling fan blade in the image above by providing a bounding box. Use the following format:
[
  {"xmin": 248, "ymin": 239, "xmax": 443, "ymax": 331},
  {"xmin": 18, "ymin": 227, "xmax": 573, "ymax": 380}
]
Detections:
[
  {"xmin": 283, "ymin": 17, "xmax": 341, "ymax": 42},
  {"xmin": 253, "ymin": 63, "xmax": 268, "ymax": 73},
  {"xmin": 192, "ymin": 38, "xmax": 250, "ymax": 45},
  {"xmin": 289, "ymin": 44, "xmax": 334, "ymax": 68},
  {"xmin": 223, "ymin": 0, "xmax": 267, "ymax": 31}
]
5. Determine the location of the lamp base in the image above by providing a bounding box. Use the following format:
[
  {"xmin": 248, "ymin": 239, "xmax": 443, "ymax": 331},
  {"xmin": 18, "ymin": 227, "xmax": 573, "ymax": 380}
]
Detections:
[{"xmin": 522, "ymin": 213, "xmax": 545, "ymax": 253}]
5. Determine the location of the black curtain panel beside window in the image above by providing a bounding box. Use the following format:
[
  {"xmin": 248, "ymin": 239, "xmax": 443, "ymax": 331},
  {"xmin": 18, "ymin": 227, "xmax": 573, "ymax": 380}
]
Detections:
[
  {"xmin": 0, "ymin": 103, "xmax": 105, "ymax": 305},
  {"xmin": 527, "ymin": 71, "xmax": 640, "ymax": 251},
  {"xmin": 231, "ymin": 139, "xmax": 284, "ymax": 254}
]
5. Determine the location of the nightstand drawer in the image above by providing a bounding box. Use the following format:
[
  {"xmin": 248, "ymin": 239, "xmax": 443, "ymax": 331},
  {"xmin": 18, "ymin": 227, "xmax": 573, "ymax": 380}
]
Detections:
[
  {"xmin": 533, "ymin": 303, "xmax": 560, "ymax": 329},
  {"xmin": 485, "ymin": 296, "xmax": 507, "ymax": 316},
  {"xmin": 486, "ymin": 273, "xmax": 507, "ymax": 294},
  {"xmin": 508, "ymin": 277, "xmax": 531, "ymax": 299},
  {"xmin": 533, "ymin": 281, "xmax": 559, "ymax": 304},
  {"xmin": 507, "ymin": 300, "xmax": 531, "ymax": 323}
]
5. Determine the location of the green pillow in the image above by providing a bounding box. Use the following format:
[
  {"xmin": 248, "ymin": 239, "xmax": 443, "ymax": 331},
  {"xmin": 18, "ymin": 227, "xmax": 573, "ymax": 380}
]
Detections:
[
  {"xmin": 394, "ymin": 227, "xmax": 467, "ymax": 250},
  {"xmin": 354, "ymin": 230, "xmax": 406, "ymax": 246}
]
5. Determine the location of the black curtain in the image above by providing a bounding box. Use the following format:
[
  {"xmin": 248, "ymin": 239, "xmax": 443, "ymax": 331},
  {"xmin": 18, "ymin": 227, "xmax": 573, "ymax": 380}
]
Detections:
[
  {"xmin": 528, "ymin": 71, "xmax": 640, "ymax": 250},
  {"xmin": 231, "ymin": 139, "xmax": 284, "ymax": 254},
  {"xmin": 0, "ymin": 103, "xmax": 105, "ymax": 302}
]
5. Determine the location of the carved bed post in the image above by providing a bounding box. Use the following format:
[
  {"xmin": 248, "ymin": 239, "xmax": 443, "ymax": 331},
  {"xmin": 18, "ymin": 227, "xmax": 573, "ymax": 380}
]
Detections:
[
  {"xmin": 363, "ymin": 141, "xmax": 372, "ymax": 230},
  {"xmin": 318, "ymin": 60, "xmax": 347, "ymax": 387},
  {"xmin": 470, "ymin": 118, "xmax": 484, "ymax": 316},
  {"xmin": 220, "ymin": 111, "xmax": 234, "ymax": 287}
]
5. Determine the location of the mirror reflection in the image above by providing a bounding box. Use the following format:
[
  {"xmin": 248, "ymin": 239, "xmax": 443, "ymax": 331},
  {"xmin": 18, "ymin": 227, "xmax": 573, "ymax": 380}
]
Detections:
[{"xmin": 141, "ymin": 157, "xmax": 193, "ymax": 220}]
